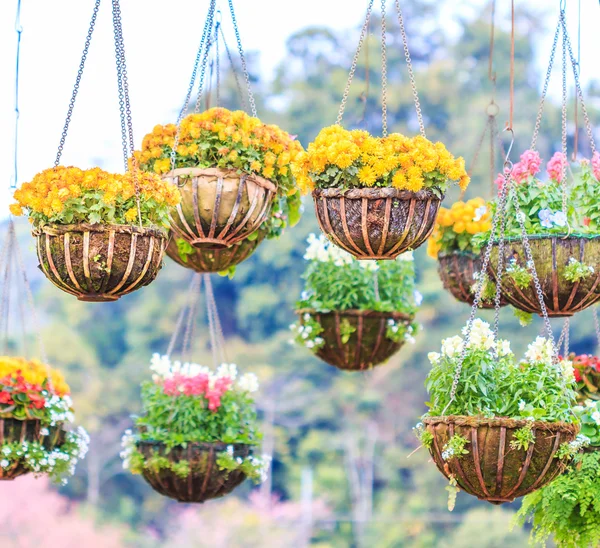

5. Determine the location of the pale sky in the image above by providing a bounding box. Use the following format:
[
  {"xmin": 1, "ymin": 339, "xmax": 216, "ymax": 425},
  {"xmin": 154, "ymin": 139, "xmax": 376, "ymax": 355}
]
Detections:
[{"xmin": 0, "ymin": 0, "xmax": 597, "ymax": 209}]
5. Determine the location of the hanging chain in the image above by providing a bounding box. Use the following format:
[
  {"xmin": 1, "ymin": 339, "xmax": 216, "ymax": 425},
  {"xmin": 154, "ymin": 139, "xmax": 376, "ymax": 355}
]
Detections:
[
  {"xmin": 394, "ymin": 0, "xmax": 425, "ymax": 137},
  {"xmin": 560, "ymin": 17, "xmax": 568, "ymax": 214},
  {"xmin": 219, "ymin": 24, "xmax": 248, "ymax": 112},
  {"xmin": 336, "ymin": 0, "xmax": 375, "ymax": 126},
  {"xmin": 227, "ymin": 0, "xmax": 257, "ymax": 117},
  {"xmin": 204, "ymin": 274, "xmax": 227, "ymax": 365},
  {"xmin": 380, "ymin": 0, "xmax": 388, "ymax": 137},
  {"xmin": 557, "ymin": 317, "xmax": 570, "ymax": 356},
  {"xmin": 530, "ymin": 19, "xmax": 561, "ymax": 151},
  {"xmin": 215, "ymin": 21, "xmax": 221, "ymax": 108},
  {"xmin": 166, "ymin": 275, "xmax": 199, "ymax": 357},
  {"xmin": 12, "ymin": 0, "xmax": 22, "ymax": 189},
  {"xmin": 594, "ymin": 307, "xmax": 600, "ymax": 350},
  {"xmin": 55, "ymin": 0, "xmax": 102, "ymax": 166}
]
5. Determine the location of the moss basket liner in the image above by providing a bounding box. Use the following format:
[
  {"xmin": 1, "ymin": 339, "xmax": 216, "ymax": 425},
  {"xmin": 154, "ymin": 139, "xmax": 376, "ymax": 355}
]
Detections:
[
  {"xmin": 34, "ymin": 223, "xmax": 167, "ymax": 302},
  {"xmin": 423, "ymin": 416, "xmax": 578, "ymax": 504},
  {"xmin": 0, "ymin": 418, "xmax": 65, "ymax": 481},
  {"xmin": 312, "ymin": 187, "xmax": 442, "ymax": 260},
  {"xmin": 136, "ymin": 441, "xmax": 251, "ymax": 503},
  {"xmin": 486, "ymin": 234, "xmax": 600, "ymax": 317},
  {"xmin": 296, "ymin": 308, "xmax": 413, "ymax": 371},
  {"xmin": 165, "ymin": 229, "xmax": 267, "ymax": 273},
  {"xmin": 437, "ymin": 251, "xmax": 508, "ymax": 309},
  {"xmin": 164, "ymin": 167, "xmax": 276, "ymax": 249}
]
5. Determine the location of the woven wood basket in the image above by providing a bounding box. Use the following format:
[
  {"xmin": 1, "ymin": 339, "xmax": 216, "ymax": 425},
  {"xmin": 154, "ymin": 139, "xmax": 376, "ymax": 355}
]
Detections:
[
  {"xmin": 312, "ymin": 188, "xmax": 442, "ymax": 259},
  {"xmin": 297, "ymin": 309, "xmax": 413, "ymax": 371},
  {"xmin": 437, "ymin": 251, "xmax": 508, "ymax": 309},
  {"xmin": 0, "ymin": 418, "xmax": 65, "ymax": 480},
  {"xmin": 34, "ymin": 223, "xmax": 167, "ymax": 302},
  {"xmin": 423, "ymin": 416, "xmax": 578, "ymax": 504},
  {"xmin": 165, "ymin": 167, "xmax": 276, "ymax": 249},
  {"xmin": 137, "ymin": 441, "xmax": 251, "ymax": 503},
  {"xmin": 166, "ymin": 229, "xmax": 267, "ymax": 273},
  {"xmin": 487, "ymin": 235, "xmax": 600, "ymax": 317}
]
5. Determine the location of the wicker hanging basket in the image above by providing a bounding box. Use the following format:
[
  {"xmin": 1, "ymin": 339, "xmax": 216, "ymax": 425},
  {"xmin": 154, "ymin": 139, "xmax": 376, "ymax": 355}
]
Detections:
[
  {"xmin": 423, "ymin": 416, "xmax": 578, "ymax": 504},
  {"xmin": 0, "ymin": 418, "xmax": 65, "ymax": 481},
  {"xmin": 296, "ymin": 309, "xmax": 413, "ymax": 371},
  {"xmin": 437, "ymin": 251, "xmax": 508, "ymax": 309},
  {"xmin": 33, "ymin": 223, "xmax": 167, "ymax": 302},
  {"xmin": 165, "ymin": 167, "xmax": 277, "ymax": 249},
  {"xmin": 165, "ymin": 229, "xmax": 267, "ymax": 273},
  {"xmin": 137, "ymin": 441, "xmax": 251, "ymax": 503},
  {"xmin": 487, "ymin": 235, "xmax": 600, "ymax": 317},
  {"xmin": 312, "ymin": 188, "xmax": 442, "ymax": 259}
]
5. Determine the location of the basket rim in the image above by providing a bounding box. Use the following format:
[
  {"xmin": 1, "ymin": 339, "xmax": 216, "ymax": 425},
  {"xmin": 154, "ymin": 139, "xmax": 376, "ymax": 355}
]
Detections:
[
  {"xmin": 423, "ymin": 415, "xmax": 579, "ymax": 433},
  {"xmin": 437, "ymin": 250, "xmax": 480, "ymax": 260},
  {"xmin": 135, "ymin": 440, "xmax": 253, "ymax": 451},
  {"xmin": 295, "ymin": 308, "xmax": 414, "ymax": 321},
  {"xmin": 162, "ymin": 166, "xmax": 277, "ymax": 193},
  {"xmin": 311, "ymin": 187, "xmax": 443, "ymax": 200},
  {"xmin": 484, "ymin": 233, "xmax": 600, "ymax": 245},
  {"xmin": 33, "ymin": 223, "xmax": 168, "ymax": 238}
]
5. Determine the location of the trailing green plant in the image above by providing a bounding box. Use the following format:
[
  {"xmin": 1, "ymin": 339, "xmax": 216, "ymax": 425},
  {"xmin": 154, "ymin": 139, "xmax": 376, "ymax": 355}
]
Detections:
[
  {"xmin": 510, "ymin": 422, "xmax": 536, "ymax": 451},
  {"xmin": 441, "ymin": 434, "xmax": 470, "ymax": 461},
  {"xmin": 563, "ymin": 258, "xmax": 596, "ymax": 283},
  {"xmin": 505, "ymin": 259, "xmax": 534, "ymax": 289}
]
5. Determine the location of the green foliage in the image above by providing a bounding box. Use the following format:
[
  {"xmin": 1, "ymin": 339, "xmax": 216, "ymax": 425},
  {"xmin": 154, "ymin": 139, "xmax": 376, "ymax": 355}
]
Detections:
[
  {"xmin": 505, "ymin": 260, "xmax": 534, "ymax": 289},
  {"xmin": 176, "ymin": 238, "xmax": 194, "ymax": 263},
  {"xmin": 573, "ymin": 400, "xmax": 600, "ymax": 447},
  {"xmin": 441, "ymin": 434, "xmax": 470, "ymax": 461},
  {"xmin": 516, "ymin": 452, "xmax": 600, "ymax": 547},
  {"xmin": 413, "ymin": 422, "xmax": 434, "ymax": 448},
  {"xmin": 216, "ymin": 448, "xmax": 269, "ymax": 483},
  {"xmin": 563, "ymin": 258, "xmax": 596, "ymax": 283},
  {"xmin": 510, "ymin": 423, "xmax": 536, "ymax": 451},
  {"xmin": 513, "ymin": 308, "xmax": 534, "ymax": 326},
  {"xmin": 339, "ymin": 317, "xmax": 357, "ymax": 343},
  {"xmin": 290, "ymin": 313, "xmax": 325, "ymax": 350}
]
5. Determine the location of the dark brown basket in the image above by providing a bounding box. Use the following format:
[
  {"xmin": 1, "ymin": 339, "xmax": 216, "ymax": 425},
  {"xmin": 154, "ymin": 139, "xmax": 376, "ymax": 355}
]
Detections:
[
  {"xmin": 487, "ymin": 235, "xmax": 600, "ymax": 317},
  {"xmin": 34, "ymin": 223, "xmax": 167, "ymax": 302},
  {"xmin": 437, "ymin": 251, "xmax": 508, "ymax": 309},
  {"xmin": 297, "ymin": 309, "xmax": 413, "ymax": 371},
  {"xmin": 137, "ymin": 441, "xmax": 251, "ymax": 503},
  {"xmin": 0, "ymin": 418, "xmax": 65, "ymax": 480},
  {"xmin": 312, "ymin": 187, "xmax": 442, "ymax": 259},
  {"xmin": 165, "ymin": 229, "xmax": 267, "ymax": 273},
  {"xmin": 166, "ymin": 167, "xmax": 276, "ymax": 249},
  {"xmin": 423, "ymin": 416, "xmax": 578, "ymax": 504}
]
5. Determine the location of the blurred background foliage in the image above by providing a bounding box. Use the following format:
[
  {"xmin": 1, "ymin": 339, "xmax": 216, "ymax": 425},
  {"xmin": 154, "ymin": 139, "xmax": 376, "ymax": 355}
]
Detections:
[{"xmin": 2, "ymin": 1, "xmax": 598, "ymax": 546}]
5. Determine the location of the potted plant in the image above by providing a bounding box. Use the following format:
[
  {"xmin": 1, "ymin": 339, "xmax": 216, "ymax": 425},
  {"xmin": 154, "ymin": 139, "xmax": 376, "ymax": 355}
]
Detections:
[
  {"xmin": 291, "ymin": 127, "xmax": 469, "ymax": 259},
  {"xmin": 427, "ymin": 197, "xmax": 506, "ymax": 308},
  {"xmin": 516, "ymin": 400, "xmax": 600, "ymax": 547},
  {"xmin": 0, "ymin": 356, "xmax": 89, "ymax": 482},
  {"xmin": 290, "ymin": 234, "xmax": 420, "ymax": 371},
  {"xmin": 568, "ymin": 353, "xmax": 600, "ymax": 403},
  {"xmin": 10, "ymin": 166, "xmax": 179, "ymax": 301},
  {"xmin": 416, "ymin": 319, "xmax": 579, "ymax": 506},
  {"xmin": 483, "ymin": 151, "xmax": 600, "ymax": 317},
  {"xmin": 121, "ymin": 354, "xmax": 269, "ymax": 503},
  {"xmin": 135, "ymin": 107, "xmax": 304, "ymax": 272}
]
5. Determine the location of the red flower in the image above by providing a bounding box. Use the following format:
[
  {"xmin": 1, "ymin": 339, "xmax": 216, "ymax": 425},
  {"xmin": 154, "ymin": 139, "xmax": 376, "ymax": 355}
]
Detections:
[
  {"xmin": 0, "ymin": 391, "xmax": 13, "ymax": 405},
  {"xmin": 28, "ymin": 392, "xmax": 46, "ymax": 410}
]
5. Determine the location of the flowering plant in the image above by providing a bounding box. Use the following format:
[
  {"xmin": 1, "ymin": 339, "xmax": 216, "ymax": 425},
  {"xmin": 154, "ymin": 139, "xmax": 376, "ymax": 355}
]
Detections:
[
  {"xmin": 291, "ymin": 125, "xmax": 469, "ymax": 195},
  {"xmin": 136, "ymin": 107, "xmax": 304, "ymax": 241},
  {"xmin": 424, "ymin": 320, "xmax": 577, "ymax": 422},
  {"xmin": 0, "ymin": 356, "xmax": 89, "ymax": 484},
  {"xmin": 10, "ymin": 166, "xmax": 180, "ymax": 228},
  {"xmin": 121, "ymin": 354, "xmax": 268, "ymax": 483},
  {"xmin": 569, "ymin": 353, "xmax": 600, "ymax": 401},
  {"xmin": 486, "ymin": 150, "xmax": 600, "ymax": 238},
  {"xmin": 427, "ymin": 197, "xmax": 492, "ymax": 258}
]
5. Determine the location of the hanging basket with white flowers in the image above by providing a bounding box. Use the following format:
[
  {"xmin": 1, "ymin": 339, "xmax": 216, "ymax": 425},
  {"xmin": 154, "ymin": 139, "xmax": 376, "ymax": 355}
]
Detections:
[{"xmin": 291, "ymin": 234, "xmax": 420, "ymax": 371}]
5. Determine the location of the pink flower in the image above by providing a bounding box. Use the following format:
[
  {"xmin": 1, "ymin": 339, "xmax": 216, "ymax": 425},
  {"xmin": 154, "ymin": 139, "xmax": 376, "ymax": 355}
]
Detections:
[
  {"xmin": 546, "ymin": 151, "xmax": 568, "ymax": 182},
  {"xmin": 592, "ymin": 152, "xmax": 600, "ymax": 181},
  {"xmin": 511, "ymin": 149, "xmax": 542, "ymax": 184},
  {"xmin": 182, "ymin": 373, "xmax": 209, "ymax": 396}
]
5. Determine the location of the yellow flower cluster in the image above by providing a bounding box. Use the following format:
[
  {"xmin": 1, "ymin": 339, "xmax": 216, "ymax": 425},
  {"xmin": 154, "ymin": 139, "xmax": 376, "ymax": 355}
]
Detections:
[
  {"xmin": 291, "ymin": 125, "xmax": 469, "ymax": 194},
  {"xmin": 135, "ymin": 107, "xmax": 303, "ymax": 188},
  {"xmin": 427, "ymin": 197, "xmax": 492, "ymax": 258},
  {"xmin": 10, "ymin": 166, "xmax": 180, "ymax": 219},
  {"xmin": 0, "ymin": 356, "xmax": 70, "ymax": 396}
]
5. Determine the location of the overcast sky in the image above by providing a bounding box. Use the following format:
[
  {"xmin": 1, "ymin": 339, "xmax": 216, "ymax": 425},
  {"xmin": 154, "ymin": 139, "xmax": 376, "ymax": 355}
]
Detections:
[{"xmin": 0, "ymin": 0, "xmax": 597, "ymax": 209}]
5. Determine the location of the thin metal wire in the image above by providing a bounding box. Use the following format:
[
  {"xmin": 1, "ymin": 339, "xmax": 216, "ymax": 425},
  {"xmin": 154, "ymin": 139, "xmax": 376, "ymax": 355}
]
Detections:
[
  {"xmin": 560, "ymin": 15, "xmax": 568, "ymax": 214},
  {"xmin": 219, "ymin": 23, "xmax": 248, "ymax": 111},
  {"xmin": 380, "ymin": 0, "xmax": 388, "ymax": 137},
  {"xmin": 12, "ymin": 0, "xmax": 22, "ymax": 189}
]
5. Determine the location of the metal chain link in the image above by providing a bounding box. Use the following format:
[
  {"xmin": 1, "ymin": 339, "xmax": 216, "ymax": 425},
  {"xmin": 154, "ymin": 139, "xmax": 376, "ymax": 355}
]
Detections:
[
  {"xmin": 166, "ymin": 275, "xmax": 199, "ymax": 357},
  {"xmin": 557, "ymin": 317, "xmax": 569, "ymax": 356},
  {"xmin": 380, "ymin": 0, "xmax": 388, "ymax": 137},
  {"xmin": 193, "ymin": 9, "xmax": 217, "ymax": 113},
  {"xmin": 227, "ymin": 0, "xmax": 257, "ymax": 117},
  {"xmin": 394, "ymin": 0, "xmax": 425, "ymax": 137},
  {"xmin": 205, "ymin": 274, "xmax": 227, "ymax": 364},
  {"xmin": 55, "ymin": 0, "xmax": 102, "ymax": 166},
  {"xmin": 530, "ymin": 18, "xmax": 561, "ymax": 151},
  {"xmin": 215, "ymin": 22, "xmax": 221, "ymax": 107},
  {"xmin": 220, "ymin": 23, "xmax": 248, "ymax": 112},
  {"xmin": 594, "ymin": 307, "xmax": 600, "ymax": 350},
  {"xmin": 560, "ymin": 17, "xmax": 568, "ymax": 214},
  {"xmin": 336, "ymin": 0, "xmax": 374, "ymax": 126}
]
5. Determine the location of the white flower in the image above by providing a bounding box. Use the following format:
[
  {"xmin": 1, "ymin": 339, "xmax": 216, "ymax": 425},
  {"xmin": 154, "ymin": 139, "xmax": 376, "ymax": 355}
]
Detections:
[
  {"xmin": 473, "ymin": 205, "xmax": 488, "ymax": 222},
  {"xmin": 518, "ymin": 400, "xmax": 526, "ymax": 411},
  {"xmin": 496, "ymin": 339, "xmax": 512, "ymax": 357},
  {"xmin": 441, "ymin": 335, "xmax": 464, "ymax": 358},
  {"xmin": 306, "ymin": 340, "xmax": 315, "ymax": 349},
  {"xmin": 428, "ymin": 352, "xmax": 441, "ymax": 364},
  {"xmin": 227, "ymin": 445, "xmax": 234, "ymax": 456},
  {"xmin": 560, "ymin": 360, "xmax": 575, "ymax": 382},
  {"xmin": 525, "ymin": 337, "xmax": 554, "ymax": 365},
  {"xmin": 238, "ymin": 373, "xmax": 259, "ymax": 393},
  {"xmin": 40, "ymin": 428, "xmax": 49, "ymax": 436},
  {"xmin": 413, "ymin": 290, "xmax": 423, "ymax": 306},
  {"xmin": 359, "ymin": 260, "xmax": 379, "ymax": 272},
  {"xmin": 303, "ymin": 313, "xmax": 311, "ymax": 321},
  {"xmin": 0, "ymin": 460, "xmax": 9, "ymax": 468},
  {"xmin": 387, "ymin": 319, "xmax": 395, "ymax": 326},
  {"xmin": 217, "ymin": 363, "xmax": 238, "ymax": 380},
  {"xmin": 314, "ymin": 337, "xmax": 324, "ymax": 345},
  {"xmin": 398, "ymin": 251, "xmax": 414, "ymax": 262},
  {"xmin": 404, "ymin": 334, "xmax": 416, "ymax": 344},
  {"xmin": 592, "ymin": 411, "xmax": 600, "ymax": 426}
]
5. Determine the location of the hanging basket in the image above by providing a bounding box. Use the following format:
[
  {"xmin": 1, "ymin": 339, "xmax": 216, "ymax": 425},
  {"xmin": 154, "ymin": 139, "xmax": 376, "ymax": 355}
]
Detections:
[
  {"xmin": 312, "ymin": 188, "xmax": 442, "ymax": 259},
  {"xmin": 165, "ymin": 167, "xmax": 277, "ymax": 249},
  {"xmin": 437, "ymin": 251, "xmax": 508, "ymax": 309},
  {"xmin": 423, "ymin": 416, "xmax": 578, "ymax": 504},
  {"xmin": 165, "ymin": 229, "xmax": 267, "ymax": 273},
  {"xmin": 0, "ymin": 418, "xmax": 65, "ymax": 481},
  {"xmin": 137, "ymin": 441, "xmax": 251, "ymax": 503},
  {"xmin": 487, "ymin": 235, "xmax": 600, "ymax": 317},
  {"xmin": 297, "ymin": 309, "xmax": 413, "ymax": 371},
  {"xmin": 33, "ymin": 223, "xmax": 167, "ymax": 302}
]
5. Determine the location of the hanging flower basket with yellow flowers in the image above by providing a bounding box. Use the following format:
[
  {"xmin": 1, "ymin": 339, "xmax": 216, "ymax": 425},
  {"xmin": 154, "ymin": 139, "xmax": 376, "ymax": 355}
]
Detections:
[
  {"xmin": 427, "ymin": 198, "xmax": 507, "ymax": 308},
  {"xmin": 137, "ymin": 108, "xmax": 303, "ymax": 262},
  {"xmin": 11, "ymin": 167, "xmax": 178, "ymax": 302}
]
